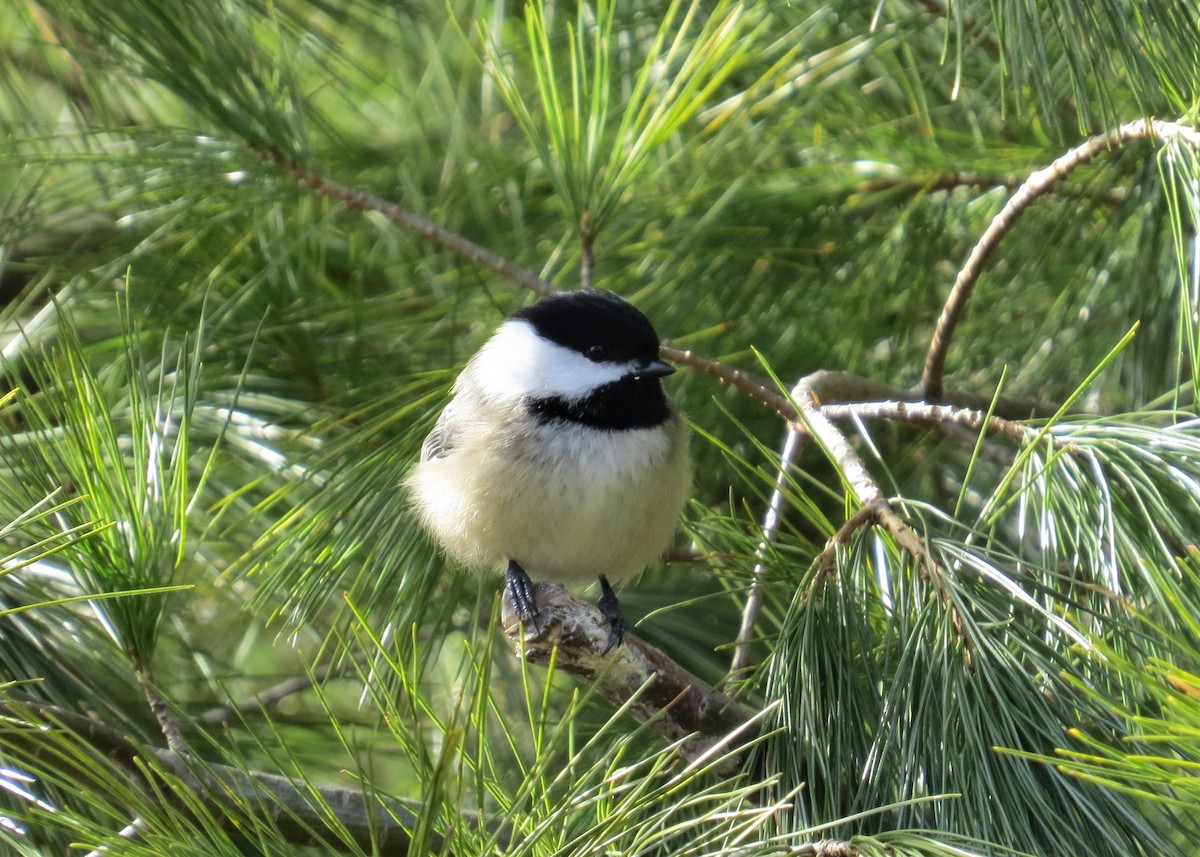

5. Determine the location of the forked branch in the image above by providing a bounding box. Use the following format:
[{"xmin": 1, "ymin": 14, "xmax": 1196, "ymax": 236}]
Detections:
[{"xmin": 792, "ymin": 374, "xmax": 930, "ymax": 566}]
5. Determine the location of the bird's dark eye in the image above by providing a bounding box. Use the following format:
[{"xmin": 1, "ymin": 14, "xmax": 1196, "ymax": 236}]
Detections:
[{"xmin": 586, "ymin": 344, "xmax": 609, "ymax": 362}]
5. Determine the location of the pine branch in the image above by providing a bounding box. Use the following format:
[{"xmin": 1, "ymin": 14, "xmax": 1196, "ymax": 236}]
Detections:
[
  {"xmin": 502, "ymin": 582, "xmax": 759, "ymax": 777},
  {"xmin": 257, "ymin": 147, "xmax": 1065, "ymax": 430},
  {"xmin": 0, "ymin": 697, "xmax": 494, "ymax": 856},
  {"xmin": 819, "ymin": 399, "xmax": 1032, "ymax": 443},
  {"xmin": 131, "ymin": 653, "xmax": 184, "ymax": 752},
  {"xmin": 791, "ymin": 374, "xmax": 930, "ymax": 567},
  {"xmin": 812, "ymin": 504, "xmax": 880, "ymax": 579},
  {"xmin": 921, "ymin": 117, "xmax": 1200, "ymax": 399},
  {"xmin": 258, "ymin": 147, "xmax": 557, "ymax": 297}
]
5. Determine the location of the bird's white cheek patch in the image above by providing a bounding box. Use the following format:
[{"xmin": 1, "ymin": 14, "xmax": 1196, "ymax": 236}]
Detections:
[{"xmin": 470, "ymin": 320, "xmax": 629, "ymax": 403}]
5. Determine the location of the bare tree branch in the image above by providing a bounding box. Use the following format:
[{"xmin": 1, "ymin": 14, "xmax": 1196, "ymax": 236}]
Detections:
[
  {"xmin": 502, "ymin": 582, "xmax": 760, "ymax": 777},
  {"xmin": 730, "ymin": 423, "xmax": 804, "ymax": 678},
  {"xmin": 921, "ymin": 118, "xmax": 1200, "ymax": 400},
  {"xmin": 820, "ymin": 399, "xmax": 1032, "ymax": 443},
  {"xmin": 200, "ymin": 661, "xmax": 349, "ymax": 726},
  {"xmin": 259, "ymin": 147, "xmax": 557, "ymax": 297},
  {"xmin": 258, "ymin": 146, "xmax": 1066, "ymax": 429},
  {"xmin": 131, "ymin": 655, "xmax": 184, "ymax": 752},
  {"xmin": 659, "ymin": 342, "xmax": 797, "ymax": 418},
  {"xmin": 791, "ymin": 375, "xmax": 930, "ymax": 566},
  {"xmin": 812, "ymin": 504, "xmax": 880, "ymax": 580}
]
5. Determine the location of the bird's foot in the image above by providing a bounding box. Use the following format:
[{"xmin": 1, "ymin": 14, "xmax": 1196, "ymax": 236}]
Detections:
[
  {"xmin": 597, "ymin": 575, "xmax": 624, "ymax": 654},
  {"xmin": 506, "ymin": 560, "xmax": 540, "ymax": 632}
]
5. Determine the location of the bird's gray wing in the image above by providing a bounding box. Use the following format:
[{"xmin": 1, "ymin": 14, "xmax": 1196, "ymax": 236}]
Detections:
[{"xmin": 420, "ymin": 401, "xmax": 459, "ymax": 462}]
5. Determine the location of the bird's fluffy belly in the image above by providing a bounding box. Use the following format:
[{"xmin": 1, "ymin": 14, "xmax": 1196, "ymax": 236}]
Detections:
[{"xmin": 409, "ymin": 421, "xmax": 686, "ymax": 585}]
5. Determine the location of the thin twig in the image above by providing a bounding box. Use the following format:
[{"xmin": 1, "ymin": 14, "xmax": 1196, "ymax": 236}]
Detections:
[
  {"xmin": 259, "ymin": 147, "xmax": 556, "ymax": 297},
  {"xmin": 663, "ymin": 348, "xmax": 1055, "ymax": 424},
  {"xmin": 660, "ymin": 343, "xmax": 796, "ymax": 418},
  {"xmin": 730, "ymin": 424, "xmax": 804, "ymax": 678},
  {"xmin": 789, "ymin": 374, "xmax": 979, "ymax": 652},
  {"xmin": 800, "ymin": 840, "xmax": 860, "ymax": 857},
  {"xmin": 258, "ymin": 146, "xmax": 1063, "ymax": 427},
  {"xmin": 580, "ymin": 211, "xmax": 595, "ymax": 290},
  {"xmin": 200, "ymin": 662, "xmax": 348, "ymax": 725},
  {"xmin": 819, "ymin": 399, "xmax": 1032, "ymax": 443},
  {"xmin": 921, "ymin": 118, "xmax": 1200, "ymax": 400},
  {"xmin": 812, "ymin": 504, "xmax": 880, "ymax": 579},
  {"xmin": 133, "ymin": 659, "xmax": 184, "ymax": 752}
]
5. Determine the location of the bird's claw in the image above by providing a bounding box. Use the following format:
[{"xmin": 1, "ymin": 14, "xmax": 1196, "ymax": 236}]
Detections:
[
  {"xmin": 597, "ymin": 574, "xmax": 624, "ymax": 655},
  {"xmin": 506, "ymin": 560, "xmax": 540, "ymax": 633}
]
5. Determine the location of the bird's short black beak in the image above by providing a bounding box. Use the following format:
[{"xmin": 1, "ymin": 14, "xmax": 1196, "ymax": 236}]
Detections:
[{"xmin": 635, "ymin": 359, "xmax": 676, "ymax": 379}]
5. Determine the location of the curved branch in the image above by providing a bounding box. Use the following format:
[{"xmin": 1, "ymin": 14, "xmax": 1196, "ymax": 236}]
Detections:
[
  {"xmin": 258, "ymin": 147, "xmax": 1065, "ymax": 426},
  {"xmin": 921, "ymin": 118, "xmax": 1200, "ymax": 400},
  {"xmin": 200, "ymin": 662, "xmax": 353, "ymax": 726}
]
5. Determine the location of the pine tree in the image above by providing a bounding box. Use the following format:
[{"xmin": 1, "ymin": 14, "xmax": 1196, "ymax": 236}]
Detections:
[{"xmin": 1, "ymin": 1, "xmax": 1199, "ymax": 854}]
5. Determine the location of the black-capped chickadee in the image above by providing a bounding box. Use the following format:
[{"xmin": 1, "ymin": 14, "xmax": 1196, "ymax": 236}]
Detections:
[{"xmin": 408, "ymin": 289, "xmax": 691, "ymax": 651}]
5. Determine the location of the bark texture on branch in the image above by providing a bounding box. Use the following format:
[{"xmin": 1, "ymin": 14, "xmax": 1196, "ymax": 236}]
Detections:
[{"xmin": 502, "ymin": 582, "xmax": 759, "ymax": 776}]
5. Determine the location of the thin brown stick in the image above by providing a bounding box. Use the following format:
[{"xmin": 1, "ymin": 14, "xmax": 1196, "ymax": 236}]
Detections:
[
  {"xmin": 730, "ymin": 424, "xmax": 804, "ymax": 678},
  {"xmin": 200, "ymin": 662, "xmax": 347, "ymax": 725},
  {"xmin": 812, "ymin": 504, "xmax": 880, "ymax": 578},
  {"xmin": 259, "ymin": 147, "xmax": 557, "ymax": 297},
  {"xmin": 258, "ymin": 146, "xmax": 1061, "ymax": 428},
  {"xmin": 921, "ymin": 118, "xmax": 1200, "ymax": 400},
  {"xmin": 580, "ymin": 211, "xmax": 595, "ymax": 290},
  {"xmin": 663, "ymin": 348, "xmax": 1054, "ymax": 425},
  {"xmin": 789, "ymin": 374, "xmax": 979, "ymax": 651},
  {"xmin": 659, "ymin": 343, "xmax": 797, "ymax": 419}
]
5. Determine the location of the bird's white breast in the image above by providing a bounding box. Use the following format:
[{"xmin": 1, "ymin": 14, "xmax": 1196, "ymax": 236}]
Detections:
[{"xmin": 408, "ymin": 409, "xmax": 690, "ymax": 587}]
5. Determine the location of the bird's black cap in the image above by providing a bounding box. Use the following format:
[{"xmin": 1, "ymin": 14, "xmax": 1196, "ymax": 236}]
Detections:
[{"xmin": 512, "ymin": 289, "xmax": 661, "ymax": 365}]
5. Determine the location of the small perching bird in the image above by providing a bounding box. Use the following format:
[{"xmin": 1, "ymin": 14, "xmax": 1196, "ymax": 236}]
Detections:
[{"xmin": 407, "ymin": 289, "xmax": 691, "ymax": 651}]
